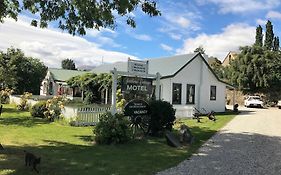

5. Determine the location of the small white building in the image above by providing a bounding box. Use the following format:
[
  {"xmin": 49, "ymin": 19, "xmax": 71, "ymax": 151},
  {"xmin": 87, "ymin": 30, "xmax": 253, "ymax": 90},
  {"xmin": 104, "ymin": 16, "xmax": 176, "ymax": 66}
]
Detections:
[
  {"xmin": 92, "ymin": 53, "xmax": 235, "ymax": 118},
  {"xmin": 40, "ymin": 68, "xmax": 86, "ymax": 97}
]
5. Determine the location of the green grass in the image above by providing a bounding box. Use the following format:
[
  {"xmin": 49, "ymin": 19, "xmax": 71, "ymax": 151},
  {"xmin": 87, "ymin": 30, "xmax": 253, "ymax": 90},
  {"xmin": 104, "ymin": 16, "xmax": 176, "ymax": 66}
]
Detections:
[{"xmin": 0, "ymin": 104, "xmax": 235, "ymax": 175}]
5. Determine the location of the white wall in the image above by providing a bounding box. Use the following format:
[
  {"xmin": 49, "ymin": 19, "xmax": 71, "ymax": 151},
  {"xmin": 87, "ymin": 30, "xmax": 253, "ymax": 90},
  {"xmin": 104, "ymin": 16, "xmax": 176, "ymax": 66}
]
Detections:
[{"xmin": 160, "ymin": 55, "xmax": 226, "ymax": 118}]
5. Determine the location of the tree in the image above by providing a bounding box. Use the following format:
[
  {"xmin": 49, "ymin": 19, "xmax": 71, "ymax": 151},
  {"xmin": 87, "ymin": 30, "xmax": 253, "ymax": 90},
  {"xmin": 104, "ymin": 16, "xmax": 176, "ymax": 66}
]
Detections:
[
  {"xmin": 273, "ymin": 36, "xmax": 280, "ymax": 51},
  {"xmin": 0, "ymin": 47, "xmax": 47, "ymax": 94},
  {"xmin": 264, "ymin": 20, "xmax": 274, "ymax": 50},
  {"xmin": 224, "ymin": 46, "xmax": 281, "ymax": 93},
  {"xmin": 0, "ymin": 0, "xmax": 161, "ymax": 35},
  {"xmin": 208, "ymin": 57, "xmax": 224, "ymax": 79},
  {"xmin": 61, "ymin": 59, "xmax": 76, "ymax": 70},
  {"xmin": 67, "ymin": 73, "xmax": 112, "ymax": 104},
  {"xmin": 255, "ymin": 25, "xmax": 263, "ymax": 47},
  {"xmin": 194, "ymin": 46, "xmax": 205, "ymax": 54}
]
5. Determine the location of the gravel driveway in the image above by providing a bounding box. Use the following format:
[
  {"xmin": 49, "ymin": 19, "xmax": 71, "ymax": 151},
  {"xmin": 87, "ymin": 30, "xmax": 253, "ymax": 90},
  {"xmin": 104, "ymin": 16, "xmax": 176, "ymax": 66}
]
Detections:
[{"xmin": 157, "ymin": 107, "xmax": 281, "ymax": 175}]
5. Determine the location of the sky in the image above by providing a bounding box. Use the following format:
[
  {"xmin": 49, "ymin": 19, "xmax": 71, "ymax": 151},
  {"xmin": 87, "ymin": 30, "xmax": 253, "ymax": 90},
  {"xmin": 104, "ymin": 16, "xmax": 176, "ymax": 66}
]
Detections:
[{"xmin": 1, "ymin": 0, "xmax": 281, "ymax": 68}]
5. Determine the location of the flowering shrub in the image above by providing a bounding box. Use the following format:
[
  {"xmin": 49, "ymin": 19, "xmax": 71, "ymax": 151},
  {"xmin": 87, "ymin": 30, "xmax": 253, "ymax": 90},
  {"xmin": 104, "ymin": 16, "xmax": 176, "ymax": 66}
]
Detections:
[
  {"xmin": 30, "ymin": 101, "xmax": 47, "ymax": 118},
  {"xmin": 17, "ymin": 92, "xmax": 32, "ymax": 111},
  {"xmin": 0, "ymin": 88, "xmax": 13, "ymax": 104},
  {"xmin": 93, "ymin": 112, "xmax": 131, "ymax": 144},
  {"xmin": 44, "ymin": 96, "xmax": 65, "ymax": 122}
]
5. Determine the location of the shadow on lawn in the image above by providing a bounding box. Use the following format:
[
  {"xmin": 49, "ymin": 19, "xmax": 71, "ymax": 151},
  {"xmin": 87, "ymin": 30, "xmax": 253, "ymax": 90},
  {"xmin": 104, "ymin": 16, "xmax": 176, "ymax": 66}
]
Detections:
[
  {"xmin": 1, "ymin": 107, "xmax": 19, "ymax": 114},
  {"xmin": 2, "ymin": 132, "xmax": 281, "ymax": 175},
  {"xmin": 0, "ymin": 117, "xmax": 49, "ymax": 127},
  {"xmin": 0, "ymin": 126, "xmax": 219, "ymax": 175}
]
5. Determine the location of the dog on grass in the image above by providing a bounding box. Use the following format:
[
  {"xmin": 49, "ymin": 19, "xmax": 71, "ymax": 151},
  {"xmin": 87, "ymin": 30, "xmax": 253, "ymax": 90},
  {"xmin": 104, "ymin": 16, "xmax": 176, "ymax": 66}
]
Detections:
[{"xmin": 24, "ymin": 150, "xmax": 41, "ymax": 173}]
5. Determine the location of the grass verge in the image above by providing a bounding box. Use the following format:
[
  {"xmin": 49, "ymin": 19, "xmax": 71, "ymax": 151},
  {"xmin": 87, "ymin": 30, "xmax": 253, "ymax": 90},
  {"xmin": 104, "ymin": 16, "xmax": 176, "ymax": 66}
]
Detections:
[{"xmin": 0, "ymin": 104, "xmax": 235, "ymax": 175}]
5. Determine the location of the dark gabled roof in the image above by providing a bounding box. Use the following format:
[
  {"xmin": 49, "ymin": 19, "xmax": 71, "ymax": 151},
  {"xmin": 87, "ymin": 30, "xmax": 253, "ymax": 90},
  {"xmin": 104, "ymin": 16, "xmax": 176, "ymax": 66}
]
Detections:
[{"xmin": 49, "ymin": 68, "xmax": 88, "ymax": 82}]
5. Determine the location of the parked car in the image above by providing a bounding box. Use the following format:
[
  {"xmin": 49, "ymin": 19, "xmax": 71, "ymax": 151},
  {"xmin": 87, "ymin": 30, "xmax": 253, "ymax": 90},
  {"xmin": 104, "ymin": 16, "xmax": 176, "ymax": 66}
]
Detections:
[
  {"xmin": 244, "ymin": 96, "xmax": 263, "ymax": 108},
  {"xmin": 277, "ymin": 100, "xmax": 281, "ymax": 109}
]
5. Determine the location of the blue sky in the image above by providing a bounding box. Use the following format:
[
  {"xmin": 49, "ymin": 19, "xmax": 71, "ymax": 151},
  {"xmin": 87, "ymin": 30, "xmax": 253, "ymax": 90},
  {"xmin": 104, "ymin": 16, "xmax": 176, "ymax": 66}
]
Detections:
[{"xmin": 1, "ymin": 0, "xmax": 281, "ymax": 68}]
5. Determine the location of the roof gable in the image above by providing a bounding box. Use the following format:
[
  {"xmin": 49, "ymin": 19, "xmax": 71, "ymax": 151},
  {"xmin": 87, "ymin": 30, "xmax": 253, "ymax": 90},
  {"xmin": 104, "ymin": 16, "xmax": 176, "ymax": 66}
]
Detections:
[
  {"xmin": 91, "ymin": 53, "xmax": 235, "ymax": 88},
  {"xmin": 92, "ymin": 53, "xmax": 198, "ymax": 77},
  {"xmin": 49, "ymin": 68, "xmax": 88, "ymax": 82}
]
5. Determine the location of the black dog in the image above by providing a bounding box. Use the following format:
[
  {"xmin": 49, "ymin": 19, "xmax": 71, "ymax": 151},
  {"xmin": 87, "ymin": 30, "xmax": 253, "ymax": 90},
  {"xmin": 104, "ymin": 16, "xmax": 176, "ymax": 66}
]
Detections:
[{"xmin": 24, "ymin": 150, "xmax": 41, "ymax": 173}]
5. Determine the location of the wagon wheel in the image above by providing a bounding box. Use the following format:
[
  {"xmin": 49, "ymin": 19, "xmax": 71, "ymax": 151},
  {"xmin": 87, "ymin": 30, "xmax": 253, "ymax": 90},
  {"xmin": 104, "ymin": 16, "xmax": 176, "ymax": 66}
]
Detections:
[{"xmin": 129, "ymin": 115, "xmax": 151, "ymax": 138}]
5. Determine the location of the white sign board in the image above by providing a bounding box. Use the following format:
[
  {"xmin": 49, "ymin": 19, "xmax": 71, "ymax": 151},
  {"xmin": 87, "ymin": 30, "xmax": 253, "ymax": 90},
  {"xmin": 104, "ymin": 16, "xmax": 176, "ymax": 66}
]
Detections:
[{"xmin": 128, "ymin": 59, "xmax": 148, "ymax": 75}]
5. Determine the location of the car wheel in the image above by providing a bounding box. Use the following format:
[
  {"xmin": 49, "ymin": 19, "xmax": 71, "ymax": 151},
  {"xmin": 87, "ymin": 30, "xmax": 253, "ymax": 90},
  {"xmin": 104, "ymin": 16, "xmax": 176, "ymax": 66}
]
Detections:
[{"xmin": 279, "ymin": 106, "xmax": 281, "ymax": 109}]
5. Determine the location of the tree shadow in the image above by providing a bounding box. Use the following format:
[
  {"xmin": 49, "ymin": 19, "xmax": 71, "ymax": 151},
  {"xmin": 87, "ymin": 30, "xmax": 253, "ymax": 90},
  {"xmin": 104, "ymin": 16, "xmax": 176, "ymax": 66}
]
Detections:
[
  {"xmin": 0, "ymin": 125, "xmax": 220, "ymax": 175},
  {"xmin": 1, "ymin": 107, "xmax": 19, "ymax": 114},
  {"xmin": 0, "ymin": 117, "xmax": 50, "ymax": 127},
  {"xmin": 74, "ymin": 135, "xmax": 94, "ymax": 142}
]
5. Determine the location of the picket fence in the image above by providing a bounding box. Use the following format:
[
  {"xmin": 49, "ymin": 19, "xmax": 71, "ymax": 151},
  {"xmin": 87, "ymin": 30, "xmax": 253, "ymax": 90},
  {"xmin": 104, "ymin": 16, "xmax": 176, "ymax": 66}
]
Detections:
[{"xmin": 75, "ymin": 106, "xmax": 111, "ymax": 125}]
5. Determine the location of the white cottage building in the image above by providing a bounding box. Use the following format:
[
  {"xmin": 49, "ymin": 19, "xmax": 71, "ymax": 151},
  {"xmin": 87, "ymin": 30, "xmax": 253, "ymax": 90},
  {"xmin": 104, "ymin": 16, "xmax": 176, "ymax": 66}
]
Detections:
[
  {"xmin": 40, "ymin": 68, "xmax": 86, "ymax": 97},
  {"xmin": 92, "ymin": 53, "xmax": 235, "ymax": 118}
]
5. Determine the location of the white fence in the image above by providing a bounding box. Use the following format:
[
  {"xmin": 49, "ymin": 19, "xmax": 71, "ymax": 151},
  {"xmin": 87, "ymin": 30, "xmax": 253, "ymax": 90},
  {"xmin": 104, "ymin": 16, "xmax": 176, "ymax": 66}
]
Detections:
[
  {"xmin": 76, "ymin": 107, "xmax": 111, "ymax": 124},
  {"xmin": 10, "ymin": 95, "xmax": 110, "ymax": 125}
]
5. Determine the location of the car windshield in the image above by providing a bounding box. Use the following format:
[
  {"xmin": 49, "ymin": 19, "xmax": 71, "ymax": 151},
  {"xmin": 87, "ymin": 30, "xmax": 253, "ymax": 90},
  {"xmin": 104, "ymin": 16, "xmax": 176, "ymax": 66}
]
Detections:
[{"xmin": 248, "ymin": 97, "xmax": 260, "ymax": 100}]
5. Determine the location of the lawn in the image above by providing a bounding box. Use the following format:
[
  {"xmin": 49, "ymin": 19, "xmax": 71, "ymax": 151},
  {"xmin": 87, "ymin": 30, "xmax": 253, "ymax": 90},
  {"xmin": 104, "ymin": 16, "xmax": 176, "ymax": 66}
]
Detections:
[{"xmin": 0, "ymin": 104, "xmax": 235, "ymax": 175}]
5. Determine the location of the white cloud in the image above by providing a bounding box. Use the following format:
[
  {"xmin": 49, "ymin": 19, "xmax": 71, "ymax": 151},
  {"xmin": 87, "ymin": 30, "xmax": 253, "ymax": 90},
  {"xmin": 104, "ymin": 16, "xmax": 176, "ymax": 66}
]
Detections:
[
  {"xmin": 157, "ymin": 1, "xmax": 201, "ymax": 40},
  {"xmin": 169, "ymin": 33, "xmax": 182, "ymax": 40},
  {"xmin": 197, "ymin": 0, "xmax": 280, "ymax": 14},
  {"xmin": 177, "ymin": 23, "xmax": 256, "ymax": 60},
  {"xmin": 256, "ymin": 19, "xmax": 267, "ymax": 26},
  {"xmin": 0, "ymin": 18, "xmax": 136, "ymax": 68},
  {"xmin": 132, "ymin": 34, "xmax": 152, "ymax": 41},
  {"xmin": 266, "ymin": 11, "xmax": 281, "ymax": 20},
  {"xmin": 160, "ymin": 44, "xmax": 173, "ymax": 52}
]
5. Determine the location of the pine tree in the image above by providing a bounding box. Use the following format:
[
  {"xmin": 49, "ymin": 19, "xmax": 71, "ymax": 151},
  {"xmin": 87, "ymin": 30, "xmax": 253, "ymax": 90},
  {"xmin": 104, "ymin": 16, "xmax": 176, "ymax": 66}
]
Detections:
[
  {"xmin": 273, "ymin": 36, "xmax": 280, "ymax": 51},
  {"xmin": 255, "ymin": 25, "xmax": 263, "ymax": 47},
  {"xmin": 264, "ymin": 20, "xmax": 274, "ymax": 50}
]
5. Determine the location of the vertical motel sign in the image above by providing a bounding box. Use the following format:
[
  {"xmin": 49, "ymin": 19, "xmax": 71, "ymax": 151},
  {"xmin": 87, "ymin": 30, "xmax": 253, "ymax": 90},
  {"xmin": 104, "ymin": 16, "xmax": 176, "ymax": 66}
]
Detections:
[{"xmin": 111, "ymin": 58, "xmax": 161, "ymax": 115}]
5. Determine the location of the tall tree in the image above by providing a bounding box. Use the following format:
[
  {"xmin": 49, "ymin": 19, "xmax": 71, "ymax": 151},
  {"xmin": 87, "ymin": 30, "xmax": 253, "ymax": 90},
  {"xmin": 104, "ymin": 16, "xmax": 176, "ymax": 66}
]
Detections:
[
  {"xmin": 208, "ymin": 57, "xmax": 224, "ymax": 79},
  {"xmin": 264, "ymin": 20, "xmax": 274, "ymax": 50},
  {"xmin": 61, "ymin": 59, "xmax": 76, "ymax": 70},
  {"xmin": 0, "ymin": 47, "xmax": 47, "ymax": 94},
  {"xmin": 273, "ymin": 36, "xmax": 280, "ymax": 51},
  {"xmin": 0, "ymin": 0, "xmax": 160, "ymax": 35},
  {"xmin": 194, "ymin": 46, "xmax": 205, "ymax": 54},
  {"xmin": 255, "ymin": 25, "xmax": 263, "ymax": 47},
  {"xmin": 224, "ymin": 46, "xmax": 281, "ymax": 93}
]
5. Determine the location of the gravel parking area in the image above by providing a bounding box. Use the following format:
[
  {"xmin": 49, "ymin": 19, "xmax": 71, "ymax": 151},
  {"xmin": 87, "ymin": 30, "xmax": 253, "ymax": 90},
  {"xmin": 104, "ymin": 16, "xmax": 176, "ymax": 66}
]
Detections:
[{"xmin": 157, "ymin": 107, "xmax": 281, "ymax": 175}]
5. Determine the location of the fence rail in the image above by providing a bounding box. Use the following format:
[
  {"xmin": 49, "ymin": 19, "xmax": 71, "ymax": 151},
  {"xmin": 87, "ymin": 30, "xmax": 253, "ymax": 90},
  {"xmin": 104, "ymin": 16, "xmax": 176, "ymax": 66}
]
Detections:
[{"xmin": 76, "ymin": 107, "xmax": 111, "ymax": 125}]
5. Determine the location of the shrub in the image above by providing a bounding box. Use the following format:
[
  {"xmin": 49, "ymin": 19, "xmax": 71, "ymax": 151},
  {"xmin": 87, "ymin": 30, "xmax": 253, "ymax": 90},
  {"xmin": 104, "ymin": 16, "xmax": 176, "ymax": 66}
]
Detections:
[
  {"xmin": 84, "ymin": 91, "xmax": 95, "ymax": 104},
  {"xmin": 148, "ymin": 100, "xmax": 176, "ymax": 136},
  {"xmin": 30, "ymin": 101, "xmax": 47, "ymax": 118},
  {"xmin": 17, "ymin": 92, "xmax": 32, "ymax": 111},
  {"xmin": 0, "ymin": 88, "xmax": 13, "ymax": 104},
  {"xmin": 93, "ymin": 112, "xmax": 131, "ymax": 144},
  {"xmin": 44, "ymin": 96, "xmax": 65, "ymax": 122}
]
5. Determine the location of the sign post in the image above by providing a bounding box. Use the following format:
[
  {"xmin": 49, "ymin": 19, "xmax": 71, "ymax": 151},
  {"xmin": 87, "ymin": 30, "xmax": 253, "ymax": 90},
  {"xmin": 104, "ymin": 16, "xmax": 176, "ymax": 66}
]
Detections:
[
  {"xmin": 111, "ymin": 68, "xmax": 117, "ymax": 115},
  {"xmin": 111, "ymin": 59, "xmax": 161, "ymax": 115}
]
